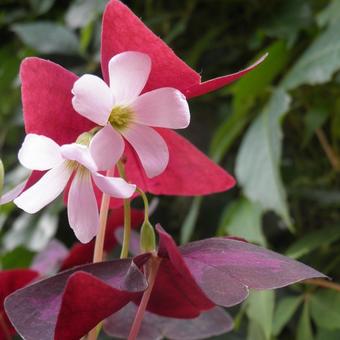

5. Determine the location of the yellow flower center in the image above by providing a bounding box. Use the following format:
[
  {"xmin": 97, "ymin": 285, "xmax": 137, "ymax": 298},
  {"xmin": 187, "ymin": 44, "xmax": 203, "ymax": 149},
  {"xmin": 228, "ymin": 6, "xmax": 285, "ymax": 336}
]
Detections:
[{"xmin": 108, "ymin": 106, "xmax": 134, "ymax": 131}]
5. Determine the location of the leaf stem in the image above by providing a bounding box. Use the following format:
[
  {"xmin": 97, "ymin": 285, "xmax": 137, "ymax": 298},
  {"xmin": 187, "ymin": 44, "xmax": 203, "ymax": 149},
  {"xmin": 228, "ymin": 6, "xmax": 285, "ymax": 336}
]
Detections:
[
  {"xmin": 136, "ymin": 187, "xmax": 149, "ymax": 221},
  {"xmin": 128, "ymin": 256, "xmax": 161, "ymax": 340},
  {"xmin": 304, "ymin": 278, "xmax": 340, "ymax": 292},
  {"xmin": 315, "ymin": 128, "xmax": 340, "ymax": 172},
  {"xmin": 87, "ymin": 168, "xmax": 114, "ymax": 340},
  {"xmin": 117, "ymin": 161, "xmax": 132, "ymax": 259}
]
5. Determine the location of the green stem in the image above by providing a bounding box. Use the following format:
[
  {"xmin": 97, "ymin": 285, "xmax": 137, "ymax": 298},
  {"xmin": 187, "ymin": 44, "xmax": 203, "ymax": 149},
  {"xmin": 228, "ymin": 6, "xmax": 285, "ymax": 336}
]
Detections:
[
  {"xmin": 117, "ymin": 161, "xmax": 132, "ymax": 259},
  {"xmin": 136, "ymin": 188, "xmax": 149, "ymax": 221}
]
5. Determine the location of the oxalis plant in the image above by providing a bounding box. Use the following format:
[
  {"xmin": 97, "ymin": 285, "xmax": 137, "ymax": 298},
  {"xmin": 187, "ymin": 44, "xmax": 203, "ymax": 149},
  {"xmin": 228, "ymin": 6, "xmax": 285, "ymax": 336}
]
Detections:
[{"xmin": 0, "ymin": 1, "xmax": 327, "ymax": 340}]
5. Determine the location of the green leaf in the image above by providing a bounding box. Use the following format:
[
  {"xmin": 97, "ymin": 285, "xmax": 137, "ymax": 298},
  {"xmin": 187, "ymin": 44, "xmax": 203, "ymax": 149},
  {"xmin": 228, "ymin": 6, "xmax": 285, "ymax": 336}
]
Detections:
[
  {"xmin": 316, "ymin": 329, "xmax": 340, "ymax": 340},
  {"xmin": 1, "ymin": 246, "xmax": 34, "ymax": 269},
  {"xmin": 210, "ymin": 41, "xmax": 289, "ymax": 162},
  {"xmin": 218, "ymin": 197, "xmax": 265, "ymax": 246},
  {"xmin": 310, "ymin": 290, "xmax": 340, "ymax": 330},
  {"xmin": 285, "ymin": 226, "xmax": 340, "ymax": 259},
  {"xmin": 246, "ymin": 290, "xmax": 275, "ymax": 340},
  {"xmin": 247, "ymin": 320, "xmax": 266, "ymax": 340},
  {"xmin": 273, "ymin": 295, "xmax": 303, "ymax": 335},
  {"xmin": 282, "ymin": 21, "xmax": 340, "ymax": 90},
  {"xmin": 262, "ymin": 0, "xmax": 312, "ymax": 46},
  {"xmin": 29, "ymin": 0, "xmax": 55, "ymax": 15},
  {"xmin": 2, "ymin": 209, "xmax": 58, "ymax": 252},
  {"xmin": 297, "ymin": 301, "xmax": 314, "ymax": 340},
  {"xmin": 65, "ymin": 0, "xmax": 105, "ymax": 29},
  {"xmin": 12, "ymin": 22, "xmax": 79, "ymax": 55},
  {"xmin": 317, "ymin": 0, "xmax": 340, "ymax": 28},
  {"xmin": 235, "ymin": 89, "xmax": 292, "ymax": 229},
  {"xmin": 0, "ymin": 159, "xmax": 4, "ymax": 197},
  {"xmin": 303, "ymin": 107, "xmax": 329, "ymax": 146},
  {"xmin": 180, "ymin": 196, "xmax": 202, "ymax": 244}
]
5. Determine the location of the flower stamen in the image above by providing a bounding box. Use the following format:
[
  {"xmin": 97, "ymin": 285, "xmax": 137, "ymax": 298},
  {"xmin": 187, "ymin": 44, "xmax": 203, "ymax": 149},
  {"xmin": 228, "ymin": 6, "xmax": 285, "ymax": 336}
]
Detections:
[{"xmin": 108, "ymin": 106, "xmax": 134, "ymax": 131}]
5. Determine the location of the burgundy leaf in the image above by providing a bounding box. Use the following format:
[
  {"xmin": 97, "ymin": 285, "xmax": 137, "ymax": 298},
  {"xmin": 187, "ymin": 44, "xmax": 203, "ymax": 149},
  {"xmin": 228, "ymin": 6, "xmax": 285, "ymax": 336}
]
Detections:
[
  {"xmin": 101, "ymin": 0, "xmax": 266, "ymax": 99},
  {"xmin": 0, "ymin": 269, "xmax": 38, "ymax": 339},
  {"xmin": 5, "ymin": 258, "xmax": 148, "ymax": 340},
  {"xmin": 139, "ymin": 226, "xmax": 214, "ymax": 318},
  {"xmin": 104, "ymin": 302, "xmax": 233, "ymax": 340},
  {"xmin": 180, "ymin": 237, "xmax": 326, "ymax": 307}
]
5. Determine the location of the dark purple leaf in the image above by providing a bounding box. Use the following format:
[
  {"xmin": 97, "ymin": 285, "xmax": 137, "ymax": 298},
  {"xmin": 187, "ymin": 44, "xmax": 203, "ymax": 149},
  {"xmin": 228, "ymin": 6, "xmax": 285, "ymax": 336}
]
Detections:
[
  {"xmin": 5, "ymin": 257, "xmax": 149, "ymax": 340},
  {"xmin": 139, "ymin": 226, "xmax": 214, "ymax": 318},
  {"xmin": 180, "ymin": 237, "xmax": 326, "ymax": 307},
  {"xmin": 104, "ymin": 302, "xmax": 233, "ymax": 340}
]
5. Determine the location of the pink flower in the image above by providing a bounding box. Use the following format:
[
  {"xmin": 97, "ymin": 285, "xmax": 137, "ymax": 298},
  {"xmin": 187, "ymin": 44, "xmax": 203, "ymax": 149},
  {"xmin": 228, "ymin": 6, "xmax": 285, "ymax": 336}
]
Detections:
[
  {"xmin": 72, "ymin": 51, "xmax": 190, "ymax": 178},
  {"xmin": 20, "ymin": 0, "xmax": 266, "ymax": 205},
  {"xmin": 14, "ymin": 126, "xmax": 136, "ymax": 243}
]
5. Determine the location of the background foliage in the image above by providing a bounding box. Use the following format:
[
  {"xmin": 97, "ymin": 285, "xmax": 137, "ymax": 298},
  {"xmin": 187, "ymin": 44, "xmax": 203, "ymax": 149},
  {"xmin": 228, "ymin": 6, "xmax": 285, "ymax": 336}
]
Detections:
[{"xmin": 0, "ymin": 0, "xmax": 340, "ymax": 339}]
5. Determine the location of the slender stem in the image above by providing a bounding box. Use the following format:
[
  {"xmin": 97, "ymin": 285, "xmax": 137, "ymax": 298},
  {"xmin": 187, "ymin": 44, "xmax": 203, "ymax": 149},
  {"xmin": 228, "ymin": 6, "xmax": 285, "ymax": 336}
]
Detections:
[
  {"xmin": 0, "ymin": 314, "xmax": 11, "ymax": 340},
  {"xmin": 128, "ymin": 256, "xmax": 161, "ymax": 340},
  {"xmin": 136, "ymin": 187, "xmax": 149, "ymax": 220},
  {"xmin": 120, "ymin": 198, "xmax": 131, "ymax": 258},
  {"xmin": 92, "ymin": 168, "xmax": 113, "ymax": 263},
  {"xmin": 315, "ymin": 128, "xmax": 340, "ymax": 171},
  {"xmin": 117, "ymin": 160, "xmax": 132, "ymax": 259},
  {"xmin": 87, "ymin": 168, "xmax": 114, "ymax": 340},
  {"xmin": 304, "ymin": 278, "xmax": 340, "ymax": 292}
]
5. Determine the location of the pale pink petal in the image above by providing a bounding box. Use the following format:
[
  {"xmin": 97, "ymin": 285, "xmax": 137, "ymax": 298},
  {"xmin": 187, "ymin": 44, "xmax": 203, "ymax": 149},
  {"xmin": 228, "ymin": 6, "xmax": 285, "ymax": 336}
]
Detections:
[
  {"xmin": 109, "ymin": 52, "xmax": 151, "ymax": 105},
  {"xmin": 92, "ymin": 172, "xmax": 136, "ymax": 199},
  {"xmin": 71, "ymin": 74, "xmax": 113, "ymax": 125},
  {"xmin": 14, "ymin": 163, "xmax": 72, "ymax": 213},
  {"xmin": 122, "ymin": 124, "xmax": 169, "ymax": 178},
  {"xmin": 0, "ymin": 180, "xmax": 28, "ymax": 205},
  {"xmin": 18, "ymin": 134, "xmax": 63, "ymax": 170},
  {"xmin": 132, "ymin": 88, "xmax": 190, "ymax": 129},
  {"xmin": 89, "ymin": 124, "xmax": 124, "ymax": 171},
  {"xmin": 67, "ymin": 171, "xmax": 99, "ymax": 243},
  {"xmin": 60, "ymin": 144, "xmax": 97, "ymax": 172}
]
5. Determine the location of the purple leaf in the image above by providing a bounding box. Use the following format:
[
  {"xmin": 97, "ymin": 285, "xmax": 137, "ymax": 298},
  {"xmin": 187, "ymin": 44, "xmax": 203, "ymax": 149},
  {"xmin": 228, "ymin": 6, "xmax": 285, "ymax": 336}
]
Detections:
[
  {"xmin": 104, "ymin": 302, "xmax": 233, "ymax": 340},
  {"xmin": 180, "ymin": 237, "xmax": 326, "ymax": 307},
  {"xmin": 5, "ymin": 257, "xmax": 149, "ymax": 340}
]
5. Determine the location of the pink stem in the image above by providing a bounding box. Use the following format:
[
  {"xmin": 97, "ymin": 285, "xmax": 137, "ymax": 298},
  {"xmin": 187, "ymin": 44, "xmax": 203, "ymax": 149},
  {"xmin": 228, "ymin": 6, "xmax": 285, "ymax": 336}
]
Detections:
[{"xmin": 128, "ymin": 256, "xmax": 161, "ymax": 340}]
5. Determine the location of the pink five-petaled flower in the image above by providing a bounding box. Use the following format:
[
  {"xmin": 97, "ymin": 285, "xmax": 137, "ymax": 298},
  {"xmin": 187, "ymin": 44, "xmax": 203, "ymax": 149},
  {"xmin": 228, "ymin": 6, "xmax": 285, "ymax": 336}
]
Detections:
[
  {"xmin": 21, "ymin": 0, "xmax": 267, "ymax": 206},
  {"xmin": 5, "ymin": 226, "xmax": 325, "ymax": 340},
  {"xmin": 14, "ymin": 126, "xmax": 136, "ymax": 243},
  {"xmin": 72, "ymin": 51, "xmax": 190, "ymax": 178}
]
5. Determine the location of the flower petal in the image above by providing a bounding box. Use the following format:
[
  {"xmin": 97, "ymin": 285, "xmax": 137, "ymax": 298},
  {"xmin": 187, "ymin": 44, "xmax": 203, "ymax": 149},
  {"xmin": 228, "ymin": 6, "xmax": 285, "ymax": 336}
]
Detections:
[
  {"xmin": 60, "ymin": 144, "xmax": 97, "ymax": 173},
  {"xmin": 20, "ymin": 57, "xmax": 94, "ymax": 145},
  {"xmin": 101, "ymin": 1, "xmax": 200, "ymax": 93},
  {"xmin": 122, "ymin": 124, "xmax": 169, "ymax": 178},
  {"xmin": 89, "ymin": 124, "xmax": 124, "ymax": 171},
  {"xmin": 14, "ymin": 163, "xmax": 71, "ymax": 213},
  {"xmin": 72, "ymin": 74, "xmax": 113, "ymax": 125},
  {"xmin": 67, "ymin": 172, "xmax": 99, "ymax": 243},
  {"xmin": 92, "ymin": 172, "xmax": 136, "ymax": 199},
  {"xmin": 132, "ymin": 87, "xmax": 190, "ymax": 129},
  {"xmin": 18, "ymin": 134, "xmax": 63, "ymax": 170},
  {"xmin": 0, "ymin": 180, "xmax": 28, "ymax": 205},
  {"xmin": 108, "ymin": 52, "xmax": 151, "ymax": 105}
]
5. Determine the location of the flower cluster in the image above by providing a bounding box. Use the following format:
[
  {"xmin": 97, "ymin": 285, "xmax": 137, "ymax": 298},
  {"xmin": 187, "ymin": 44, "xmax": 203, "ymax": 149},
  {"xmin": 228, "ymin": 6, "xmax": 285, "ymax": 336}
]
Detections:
[{"xmin": 0, "ymin": 1, "xmax": 324, "ymax": 340}]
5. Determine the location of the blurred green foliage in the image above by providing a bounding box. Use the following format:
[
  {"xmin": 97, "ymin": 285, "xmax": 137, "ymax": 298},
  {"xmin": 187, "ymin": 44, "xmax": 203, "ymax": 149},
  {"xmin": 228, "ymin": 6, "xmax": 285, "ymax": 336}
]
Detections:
[{"xmin": 0, "ymin": 0, "xmax": 340, "ymax": 339}]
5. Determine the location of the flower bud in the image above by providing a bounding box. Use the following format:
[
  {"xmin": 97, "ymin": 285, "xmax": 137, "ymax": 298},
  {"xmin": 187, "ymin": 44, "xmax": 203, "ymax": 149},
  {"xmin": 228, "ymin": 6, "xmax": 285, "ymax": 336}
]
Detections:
[{"xmin": 140, "ymin": 219, "xmax": 156, "ymax": 253}]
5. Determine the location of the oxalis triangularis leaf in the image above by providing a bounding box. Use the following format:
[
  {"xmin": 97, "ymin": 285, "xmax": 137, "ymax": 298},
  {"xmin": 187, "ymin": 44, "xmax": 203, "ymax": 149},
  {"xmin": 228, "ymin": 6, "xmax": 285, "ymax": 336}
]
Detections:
[{"xmin": 5, "ymin": 226, "xmax": 325, "ymax": 340}]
